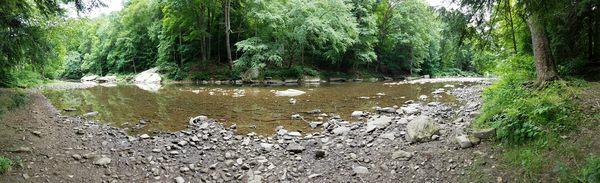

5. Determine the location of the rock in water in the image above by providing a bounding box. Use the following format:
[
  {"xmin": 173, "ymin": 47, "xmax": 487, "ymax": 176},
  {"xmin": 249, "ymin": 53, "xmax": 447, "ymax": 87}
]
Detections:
[
  {"xmin": 274, "ymin": 89, "xmax": 306, "ymax": 97},
  {"xmin": 455, "ymin": 135, "xmax": 473, "ymax": 148},
  {"xmin": 405, "ymin": 115, "xmax": 440, "ymax": 143},
  {"xmin": 134, "ymin": 67, "xmax": 162, "ymax": 84},
  {"xmin": 80, "ymin": 75, "xmax": 98, "ymax": 82},
  {"xmin": 289, "ymin": 98, "xmax": 297, "ymax": 104}
]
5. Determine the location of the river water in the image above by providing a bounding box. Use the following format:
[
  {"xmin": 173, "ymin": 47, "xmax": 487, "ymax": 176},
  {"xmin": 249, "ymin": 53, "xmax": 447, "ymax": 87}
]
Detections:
[{"xmin": 43, "ymin": 82, "xmax": 466, "ymax": 135}]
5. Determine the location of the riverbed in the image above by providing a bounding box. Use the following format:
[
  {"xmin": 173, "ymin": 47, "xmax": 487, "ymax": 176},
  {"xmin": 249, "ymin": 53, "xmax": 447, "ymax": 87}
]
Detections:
[{"xmin": 42, "ymin": 82, "xmax": 468, "ymax": 135}]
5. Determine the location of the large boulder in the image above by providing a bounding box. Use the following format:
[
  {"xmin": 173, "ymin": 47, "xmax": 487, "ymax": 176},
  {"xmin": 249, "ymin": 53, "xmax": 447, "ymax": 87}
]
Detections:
[
  {"xmin": 81, "ymin": 75, "xmax": 98, "ymax": 82},
  {"xmin": 405, "ymin": 115, "xmax": 440, "ymax": 143},
  {"xmin": 134, "ymin": 67, "xmax": 162, "ymax": 84},
  {"xmin": 97, "ymin": 76, "xmax": 117, "ymax": 83}
]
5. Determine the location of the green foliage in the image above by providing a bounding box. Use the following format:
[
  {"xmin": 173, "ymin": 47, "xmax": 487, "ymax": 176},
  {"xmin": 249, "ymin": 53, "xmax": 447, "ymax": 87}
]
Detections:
[
  {"xmin": 263, "ymin": 66, "xmax": 319, "ymax": 80},
  {"xmin": 580, "ymin": 155, "xmax": 600, "ymax": 183},
  {"xmin": 0, "ymin": 156, "xmax": 12, "ymax": 174}
]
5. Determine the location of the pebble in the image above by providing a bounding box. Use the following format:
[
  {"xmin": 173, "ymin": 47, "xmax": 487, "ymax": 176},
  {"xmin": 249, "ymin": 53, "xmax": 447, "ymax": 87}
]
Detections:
[{"xmin": 174, "ymin": 176, "xmax": 185, "ymax": 183}]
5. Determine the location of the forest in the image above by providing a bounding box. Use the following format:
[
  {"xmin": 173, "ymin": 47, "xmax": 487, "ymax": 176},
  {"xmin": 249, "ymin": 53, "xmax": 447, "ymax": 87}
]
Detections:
[{"xmin": 1, "ymin": 0, "xmax": 599, "ymax": 182}]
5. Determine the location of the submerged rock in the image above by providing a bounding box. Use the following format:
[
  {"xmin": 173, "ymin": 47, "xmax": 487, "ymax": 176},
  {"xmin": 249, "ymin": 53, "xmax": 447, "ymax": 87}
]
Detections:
[
  {"xmin": 274, "ymin": 89, "xmax": 306, "ymax": 97},
  {"xmin": 406, "ymin": 115, "xmax": 440, "ymax": 143}
]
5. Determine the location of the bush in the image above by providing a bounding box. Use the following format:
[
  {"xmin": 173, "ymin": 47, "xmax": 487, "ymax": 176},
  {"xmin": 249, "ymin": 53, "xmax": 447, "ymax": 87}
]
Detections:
[
  {"xmin": 475, "ymin": 55, "xmax": 579, "ymax": 143},
  {"xmin": 0, "ymin": 156, "xmax": 13, "ymax": 174},
  {"xmin": 0, "ymin": 89, "xmax": 29, "ymax": 118},
  {"xmin": 263, "ymin": 66, "xmax": 319, "ymax": 79}
]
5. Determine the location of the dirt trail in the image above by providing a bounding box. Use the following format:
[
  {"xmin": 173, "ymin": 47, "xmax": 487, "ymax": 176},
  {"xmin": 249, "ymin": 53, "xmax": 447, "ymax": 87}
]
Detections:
[{"xmin": 0, "ymin": 83, "xmax": 503, "ymax": 182}]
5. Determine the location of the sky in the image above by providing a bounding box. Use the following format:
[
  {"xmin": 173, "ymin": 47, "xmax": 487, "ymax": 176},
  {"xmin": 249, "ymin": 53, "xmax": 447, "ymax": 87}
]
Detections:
[{"xmin": 72, "ymin": 0, "xmax": 457, "ymax": 18}]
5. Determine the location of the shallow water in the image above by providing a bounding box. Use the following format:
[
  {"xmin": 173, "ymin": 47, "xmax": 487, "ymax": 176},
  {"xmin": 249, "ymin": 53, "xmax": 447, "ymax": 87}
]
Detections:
[{"xmin": 43, "ymin": 82, "xmax": 467, "ymax": 135}]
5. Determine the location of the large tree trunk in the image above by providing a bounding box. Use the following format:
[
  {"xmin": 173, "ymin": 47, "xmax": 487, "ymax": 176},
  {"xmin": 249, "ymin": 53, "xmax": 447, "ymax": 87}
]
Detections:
[
  {"xmin": 526, "ymin": 13, "xmax": 559, "ymax": 86},
  {"xmin": 223, "ymin": 0, "xmax": 233, "ymax": 75}
]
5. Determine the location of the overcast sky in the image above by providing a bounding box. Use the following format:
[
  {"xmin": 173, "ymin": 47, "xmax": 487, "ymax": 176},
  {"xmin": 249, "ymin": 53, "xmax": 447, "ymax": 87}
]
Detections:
[{"xmin": 72, "ymin": 0, "xmax": 457, "ymax": 18}]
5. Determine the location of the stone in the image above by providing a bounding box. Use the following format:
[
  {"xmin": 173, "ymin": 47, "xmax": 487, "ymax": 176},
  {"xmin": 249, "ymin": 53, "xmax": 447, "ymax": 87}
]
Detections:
[
  {"xmin": 246, "ymin": 170, "xmax": 263, "ymax": 183},
  {"xmin": 380, "ymin": 132, "xmax": 396, "ymax": 140},
  {"xmin": 174, "ymin": 176, "xmax": 185, "ymax": 183},
  {"xmin": 289, "ymin": 98, "xmax": 297, "ymax": 104},
  {"xmin": 134, "ymin": 67, "xmax": 161, "ymax": 84},
  {"xmin": 97, "ymin": 76, "xmax": 117, "ymax": 83},
  {"xmin": 391, "ymin": 150, "xmax": 412, "ymax": 161},
  {"xmin": 332, "ymin": 126, "xmax": 351, "ymax": 135},
  {"xmin": 366, "ymin": 116, "xmax": 392, "ymax": 132},
  {"xmin": 152, "ymin": 149, "xmax": 161, "ymax": 153},
  {"xmin": 307, "ymin": 109, "xmax": 321, "ymax": 114},
  {"xmin": 259, "ymin": 143, "xmax": 273, "ymax": 152},
  {"xmin": 314, "ymin": 150, "xmax": 326, "ymax": 159},
  {"xmin": 419, "ymin": 95, "xmax": 428, "ymax": 100},
  {"xmin": 274, "ymin": 89, "xmax": 306, "ymax": 97},
  {"xmin": 140, "ymin": 134, "xmax": 150, "ymax": 139},
  {"xmin": 83, "ymin": 111, "xmax": 99, "ymax": 117},
  {"xmin": 81, "ymin": 75, "xmax": 98, "ymax": 82},
  {"xmin": 455, "ymin": 135, "xmax": 473, "ymax": 148},
  {"xmin": 288, "ymin": 131, "xmax": 302, "ymax": 137},
  {"xmin": 351, "ymin": 111, "xmax": 366, "ymax": 118},
  {"xmin": 291, "ymin": 114, "xmax": 303, "ymax": 120},
  {"xmin": 189, "ymin": 116, "xmax": 208, "ymax": 124},
  {"xmin": 353, "ymin": 166, "xmax": 369, "ymax": 175},
  {"xmin": 93, "ymin": 157, "xmax": 111, "ymax": 166},
  {"xmin": 72, "ymin": 154, "xmax": 82, "ymax": 160},
  {"xmin": 405, "ymin": 115, "xmax": 440, "ymax": 143},
  {"xmin": 401, "ymin": 106, "xmax": 420, "ymax": 115},
  {"xmin": 31, "ymin": 131, "xmax": 42, "ymax": 137},
  {"xmin": 308, "ymin": 174, "xmax": 322, "ymax": 179},
  {"xmin": 286, "ymin": 143, "xmax": 305, "ymax": 153},
  {"xmin": 178, "ymin": 140, "xmax": 188, "ymax": 146},
  {"xmin": 473, "ymin": 128, "xmax": 496, "ymax": 139},
  {"xmin": 10, "ymin": 147, "xmax": 31, "ymax": 153},
  {"xmin": 377, "ymin": 107, "xmax": 397, "ymax": 113}
]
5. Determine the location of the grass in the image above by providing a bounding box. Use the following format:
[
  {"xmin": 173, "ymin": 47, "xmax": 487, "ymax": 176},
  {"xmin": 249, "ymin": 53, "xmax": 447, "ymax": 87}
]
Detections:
[
  {"xmin": 471, "ymin": 77, "xmax": 599, "ymax": 182},
  {"xmin": 0, "ymin": 89, "xmax": 29, "ymax": 118},
  {"xmin": 0, "ymin": 156, "xmax": 13, "ymax": 174}
]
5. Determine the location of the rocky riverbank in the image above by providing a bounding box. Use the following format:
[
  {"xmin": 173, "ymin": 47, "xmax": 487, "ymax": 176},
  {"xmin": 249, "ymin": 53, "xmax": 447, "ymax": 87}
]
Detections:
[{"xmin": 1, "ymin": 81, "xmax": 502, "ymax": 182}]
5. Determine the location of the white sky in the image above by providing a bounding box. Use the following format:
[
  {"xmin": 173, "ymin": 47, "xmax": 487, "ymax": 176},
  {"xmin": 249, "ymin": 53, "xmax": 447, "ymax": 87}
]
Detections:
[{"xmin": 71, "ymin": 0, "xmax": 456, "ymax": 18}]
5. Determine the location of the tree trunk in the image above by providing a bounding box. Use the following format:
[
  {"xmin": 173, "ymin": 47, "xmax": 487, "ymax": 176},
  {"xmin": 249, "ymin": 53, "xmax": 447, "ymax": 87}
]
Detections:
[
  {"xmin": 223, "ymin": 0, "xmax": 233, "ymax": 74},
  {"xmin": 526, "ymin": 13, "xmax": 559, "ymax": 86}
]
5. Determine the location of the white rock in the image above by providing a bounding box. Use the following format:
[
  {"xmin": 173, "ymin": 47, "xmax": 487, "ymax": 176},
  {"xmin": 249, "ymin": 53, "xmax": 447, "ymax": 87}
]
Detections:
[
  {"xmin": 174, "ymin": 176, "xmax": 185, "ymax": 183},
  {"xmin": 351, "ymin": 111, "xmax": 366, "ymax": 118},
  {"xmin": 81, "ymin": 75, "xmax": 98, "ymax": 82},
  {"xmin": 274, "ymin": 89, "xmax": 306, "ymax": 97},
  {"xmin": 455, "ymin": 135, "xmax": 473, "ymax": 148},
  {"xmin": 406, "ymin": 115, "xmax": 440, "ymax": 143},
  {"xmin": 134, "ymin": 67, "xmax": 162, "ymax": 84},
  {"xmin": 353, "ymin": 166, "xmax": 369, "ymax": 174},
  {"xmin": 93, "ymin": 157, "xmax": 111, "ymax": 166},
  {"xmin": 332, "ymin": 126, "xmax": 351, "ymax": 135},
  {"xmin": 140, "ymin": 134, "xmax": 150, "ymax": 139},
  {"xmin": 288, "ymin": 131, "xmax": 302, "ymax": 137}
]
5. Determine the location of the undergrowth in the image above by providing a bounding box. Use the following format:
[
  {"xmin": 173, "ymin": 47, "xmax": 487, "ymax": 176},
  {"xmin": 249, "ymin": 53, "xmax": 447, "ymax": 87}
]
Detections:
[{"xmin": 0, "ymin": 156, "xmax": 12, "ymax": 174}]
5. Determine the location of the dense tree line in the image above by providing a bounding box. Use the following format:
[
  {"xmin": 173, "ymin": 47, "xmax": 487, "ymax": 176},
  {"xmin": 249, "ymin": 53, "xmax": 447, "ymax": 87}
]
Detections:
[{"xmin": 0, "ymin": 0, "xmax": 597, "ymax": 86}]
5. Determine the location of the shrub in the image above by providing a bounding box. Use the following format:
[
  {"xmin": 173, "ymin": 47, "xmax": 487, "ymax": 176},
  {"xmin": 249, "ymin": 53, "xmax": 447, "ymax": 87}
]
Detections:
[
  {"xmin": 580, "ymin": 155, "xmax": 600, "ymax": 183},
  {"xmin": 0, "ymin": 156, "xmax": 12, "ymax": 174}
]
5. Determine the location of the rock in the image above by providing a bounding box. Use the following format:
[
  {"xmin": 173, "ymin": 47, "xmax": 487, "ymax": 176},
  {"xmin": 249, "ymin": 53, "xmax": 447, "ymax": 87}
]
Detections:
[
  {"xmin": 314, "ymin": 150, "xmax": 326, "ymax": 159},
  {"xmin": 473, "ymin": 128, "xmax": 496, "ymax": 139},
  {"xmin": 377, "ymin": 107, "xmax": 396, "ymax": 113},
  {"xmin": 97, "ymin": 76, "xmax": 117, "ymax": 83},
  {"xmin": 83, "ymin": 111, "xmax": 99, "ymax": 117},
  {"xmin": 419, "ymin": 95, "xmax": 428, "ymax": 100},
  {"xmin": 286, "ymin": 143, "xmax": 305, "ymax": 153},
  {"xmin": 289, "ymin": 98, "xmax": 297, "ymax": 104},
  {"xmin": 391, "ymin": 150, "xmax": 412, "ymax": 161},
  {"xmin": 309, "ymin": 121, "xmax": 322, "ymax": 128},
  {"xmin": 405, "ymin": 115, "xmax": 440, "ymax": 143},
  {"xmin": 277, "ymin": 129, "xmax": 288, "ymax": 136},
  {"xmin": 72, "ymin": 154, "xmax": 82, "ymax": 160},
  {"xmin": 274, "ymin": 89, "xmax": 306, "ymax": 97},
  {"xmin": 178, "ymin": 140, "xmax": 188, "ymax": 146},
  {"xmin": 81, "ymin": 75, "xmax": 98, "ymax": 82},
  {"xmin": 332, "ymin": 126, "xmax": 351, "ymax": 135},
  {"xmin": 93, "ymin": 157, "xmax": 111, "ymax": 166},
  {"xmin": 288, "ymin": 131, "xmax": 302, "ymax": 137},
  {"xmin": 353, "ymin": 166, "xmax": 369, "ymax": 175},
  {"xmin": 189, "ymin": 115, "xmax": 208, "ymax": 124},
  {"xmin": 10, "ymin": 147, "xmax": 32, "ymax": 153},
  {"xmin": 31, "ymin": 131, "xmax": 42, "ymax": 137},
  {"xmin": 308, "ymin": 174, "xmax": 322, "ymax": 179},
  {"xmin": 152, "ymin": 149, "xmax": 161, "ymax": 153},
  {"xmin": 291, "ymin": 114, "xmax": 303, "ymax": 120},
  {"xmin": 376, "ymin": 92, "xmax": 386, "ymax": 96},
  {"xmin": 307, "ymin": 109, "xmax": 321, "ymax": 114},
  {"xmin": 380, "ymin": 132, "xmax": 396, "ymax": 140},
  {"xmin": 444, "ymin": 84, "xmax": 455, "ymax": 88},
  {"xmin": 432, "ymin": 88, "xmax": 445, "ymax": 95},
  {"xmin": 174, "ymin": 176, "xmax": 185, "ymax": 183},
  {"xmin": 351, "ymin": 111, "xmax": 367, "ymax": 118},
  {"xmin": 135, "ymin": 83, "xmax": 161, "ymax": 92},
  {"xmin": 366, "ymin": 116, "xmax": 392, "ymax": 132},
  {"xmin": 140, "ymin": 134, "xmax": 150, "ymax": 139},
  {"xmin": 455, "ymin": 135, "xmax": 473, "ymax": 148},
  {"xmin": 134, "ymin": 67, "xmax": 162, "ymax": 84},
  {"xmin": 259, "ymin": 143, "xmax": 273, "ymax": 152},
  {"xmin": 401, "ymin": 106, "xmax": 420, "ymax": 115},
  {"xmin": 246, "ymin": 170, "xmax": 263, "ymax": 183}
]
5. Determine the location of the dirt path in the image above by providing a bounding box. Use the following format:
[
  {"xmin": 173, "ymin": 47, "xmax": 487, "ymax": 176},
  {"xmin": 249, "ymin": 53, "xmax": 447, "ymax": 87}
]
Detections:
[{"xmin": 0, "ymin": 83, "xmax": 502, "ymax": 182}]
